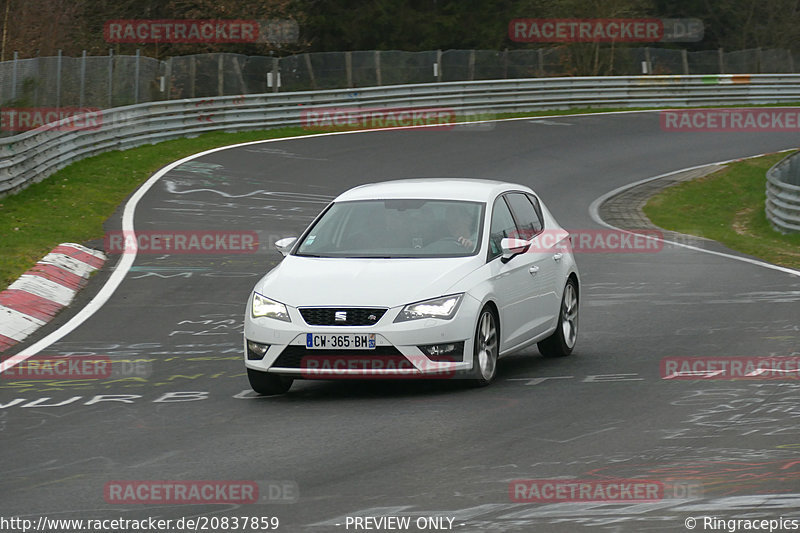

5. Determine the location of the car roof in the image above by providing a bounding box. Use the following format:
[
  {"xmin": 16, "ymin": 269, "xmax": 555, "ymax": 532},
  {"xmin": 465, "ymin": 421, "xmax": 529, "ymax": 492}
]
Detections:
[{"xmin": 334, "ymin": 178, "xmax": 534, "ymax": 202}]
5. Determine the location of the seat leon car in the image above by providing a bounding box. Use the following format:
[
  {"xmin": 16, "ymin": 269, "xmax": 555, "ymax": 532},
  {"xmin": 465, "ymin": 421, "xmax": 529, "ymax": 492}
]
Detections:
[{"xmin": 244, "ymin": 178, "xmax": 580, "ymax": 395}]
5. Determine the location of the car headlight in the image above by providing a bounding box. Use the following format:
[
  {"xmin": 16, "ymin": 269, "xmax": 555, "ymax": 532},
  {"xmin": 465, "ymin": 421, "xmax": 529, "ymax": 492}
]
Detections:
[
  {"xmin": 251, "ymin": 292, "xmax": 291, "ymax": 322},
  {"xmin": 395, "ymin": 294, "xmax": 463, "ymax": 322}
]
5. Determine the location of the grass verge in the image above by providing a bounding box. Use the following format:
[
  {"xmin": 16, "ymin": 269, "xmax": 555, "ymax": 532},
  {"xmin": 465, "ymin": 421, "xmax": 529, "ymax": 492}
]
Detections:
[{"xmin": 643, "ymin": 151, "xmax": 800, "ymax": 270}]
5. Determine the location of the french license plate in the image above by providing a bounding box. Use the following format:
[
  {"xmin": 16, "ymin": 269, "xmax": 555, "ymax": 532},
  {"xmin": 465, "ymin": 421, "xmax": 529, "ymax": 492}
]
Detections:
[{"xmin": 306, "ymin": 333, "xmax": 376, "ymax": 350}]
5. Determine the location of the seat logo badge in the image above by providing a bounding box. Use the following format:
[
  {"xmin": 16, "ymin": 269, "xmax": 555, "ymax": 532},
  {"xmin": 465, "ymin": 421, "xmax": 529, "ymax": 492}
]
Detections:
[
  {"xmin": 368, "ymin": 314, "xmax": 377, "ymax": 322},
  {"xmin": 335, "ymin": 311, "xmax": 347, "ymax": 322}
]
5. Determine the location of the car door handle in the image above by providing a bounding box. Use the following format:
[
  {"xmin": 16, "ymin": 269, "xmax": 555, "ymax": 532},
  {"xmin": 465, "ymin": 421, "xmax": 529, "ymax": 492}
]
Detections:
[
  {"xmin": 553, "ymin": 253, "xmax": 563, "ymax": 261},
  {"xmin": 529, "ymin": 266, "xmax": 539, "ymax": 275}
]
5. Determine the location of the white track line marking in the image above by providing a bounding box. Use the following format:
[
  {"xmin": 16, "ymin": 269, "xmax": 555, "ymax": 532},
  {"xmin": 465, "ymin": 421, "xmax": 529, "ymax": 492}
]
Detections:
[
  {"xmin": 2, "ymin": 110, "xmax": 798, "ymax": 373},
  {"xmin": 588, "ymin": 153, "xmax": 800, "ymax": 278}
]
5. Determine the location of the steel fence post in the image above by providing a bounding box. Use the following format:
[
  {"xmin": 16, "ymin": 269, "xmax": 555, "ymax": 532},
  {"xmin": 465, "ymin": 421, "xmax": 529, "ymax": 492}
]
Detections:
[
  {"xmin": 345, "ymin": 51, "xmax": 353, "ymax": 88},
  {"xmin": 11, "ymin": 50, "xmax": 17, "ymax": 101},
  {"xmin": 134, "ymin": 49, "xmax": 142, "ymax": 104},
  {"xmin": 218, "ymin": 54, "xmax": 224, "ymax": 96},
  {"xmin": 56, "ymin": 49, "xmax": 62, "ymax": 109},
  {"xmin": 80, "ymin": 50, "xmax": 87, "ymax": 107}
]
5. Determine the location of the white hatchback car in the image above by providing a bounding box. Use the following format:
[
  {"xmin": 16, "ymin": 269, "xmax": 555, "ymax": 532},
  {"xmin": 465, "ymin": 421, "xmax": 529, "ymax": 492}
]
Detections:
[{"xmin": 244, "ymin": 178, "xmax": 579, "ymax": 394}]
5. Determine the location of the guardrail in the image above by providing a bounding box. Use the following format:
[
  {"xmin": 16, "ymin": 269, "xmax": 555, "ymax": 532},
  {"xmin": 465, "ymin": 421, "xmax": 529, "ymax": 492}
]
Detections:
[
  {"xmin": 3, "ymin": 74, "xmax": 800, "ymax": 197},
  {"xmin": 766, "ymin": 151, "xmax": 800, "ymax": 233}
]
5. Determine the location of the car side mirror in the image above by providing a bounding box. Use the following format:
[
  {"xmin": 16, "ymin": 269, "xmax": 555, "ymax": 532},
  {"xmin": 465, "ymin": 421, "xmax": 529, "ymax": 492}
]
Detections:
[
  {"xmin": 274, "ymin": 237, "xmax": 297, "ymax": 257},
  {"xmin": 500, "ymin": 237, "xmax": 530, "ymax": 263}
]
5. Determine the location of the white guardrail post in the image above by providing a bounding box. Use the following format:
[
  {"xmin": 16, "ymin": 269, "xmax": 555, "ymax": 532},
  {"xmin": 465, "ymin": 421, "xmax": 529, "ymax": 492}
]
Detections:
[
  {"xmin": 766, "ymin": 151, "xmax": 800, "ymax": 233},
  {"xmin": 2, "ymin": 74, "xmax": 800, "ymax": 197}
]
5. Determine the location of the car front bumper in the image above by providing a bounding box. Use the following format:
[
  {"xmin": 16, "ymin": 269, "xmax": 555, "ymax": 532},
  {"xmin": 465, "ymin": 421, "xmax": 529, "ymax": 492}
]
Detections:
[{"xmin": 244, "ymin": 294, "xmax": 481, "ymax": 378}]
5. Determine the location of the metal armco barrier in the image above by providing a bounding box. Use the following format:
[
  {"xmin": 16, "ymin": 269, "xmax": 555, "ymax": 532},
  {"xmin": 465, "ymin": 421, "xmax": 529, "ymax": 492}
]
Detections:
[
  {"xmin": 766, "ymin": 151, "xmax": 800, "ymax": 233},
  {"xmin": 3, "ymin": 74, "xmax": 800, "ymax": 197}
]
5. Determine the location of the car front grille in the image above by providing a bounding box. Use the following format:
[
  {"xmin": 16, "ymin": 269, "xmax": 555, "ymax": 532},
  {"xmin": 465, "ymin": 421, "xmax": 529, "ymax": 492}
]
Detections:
[
  {"xmin": 299, "ymin": 307, "xmax": 388, "ymax": 326},
  {"xmin": 272, "ymin": 345, "xmax": 405, "ymax": 369}
]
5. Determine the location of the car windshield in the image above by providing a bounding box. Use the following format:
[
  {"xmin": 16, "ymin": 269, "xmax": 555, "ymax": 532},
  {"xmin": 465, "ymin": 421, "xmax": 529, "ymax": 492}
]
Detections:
[{"xmin": 295, "ymin": 199, "xmax": 485, "ymax": 258}]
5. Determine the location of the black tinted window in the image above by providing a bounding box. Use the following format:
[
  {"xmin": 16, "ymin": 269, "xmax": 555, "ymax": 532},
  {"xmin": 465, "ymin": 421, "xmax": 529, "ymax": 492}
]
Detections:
[
  {"xmin": 526, "ymin": 194, "xmax": 544, "ymax": 227},
  {"xmin": 488, "ymin": 196, "xmax": 517, "ymax": 259},
  {"xmin": 506, "ymin": 193, "xmax": 543, "ymax": 240}
]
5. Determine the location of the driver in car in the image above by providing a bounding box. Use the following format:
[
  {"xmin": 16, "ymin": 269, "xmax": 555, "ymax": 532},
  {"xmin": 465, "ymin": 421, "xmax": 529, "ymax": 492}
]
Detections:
[{"xmin": 445, "ymin": 205, "xmax": 479, "ymax": 250}]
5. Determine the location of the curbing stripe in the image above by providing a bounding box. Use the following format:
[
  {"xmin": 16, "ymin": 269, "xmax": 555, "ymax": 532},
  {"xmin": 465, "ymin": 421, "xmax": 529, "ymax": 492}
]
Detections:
[
  {"xmin": 8, "ymin": 275, "xmax": 76, "ymax": 307},
  {"xmin": 0, "ymin": 243, "xmax": 106, "ymax": 354},
  {"xmin": 0, "ymin": 290, "xmax": 64, "ymax": 322},
  {"xmin": 38, "ymin": 253, "xmax": 99, "ymax": 280},
  {"xmin": 59, "ymin": 242, "xmax": 106, "ymax": 260},
  {"xmin": 51, "ymin": 244, "xmax": 105, "ymax": 269},
  {"xmin": 0, "ymin": 305, "xmax": 47, "ymax": 342},
  {"xmin": 0, "ymin": 333, "xmax": 18, "ymax": 352},
  {"xmin": 26, "ymin": 263, "xmax": 86, "ymax": 291}
]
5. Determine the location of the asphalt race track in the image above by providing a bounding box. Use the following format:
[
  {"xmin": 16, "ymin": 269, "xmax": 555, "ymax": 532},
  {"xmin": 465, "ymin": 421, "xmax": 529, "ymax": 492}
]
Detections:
[{"xmin": 2, "ymin": 112, "xmax": 800, "ymax": 532}]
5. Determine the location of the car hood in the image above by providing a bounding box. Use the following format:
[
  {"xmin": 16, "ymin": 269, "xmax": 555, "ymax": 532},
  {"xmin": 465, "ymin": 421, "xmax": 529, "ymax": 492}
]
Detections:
[{"xmin": 254, "ymin": 255, "xmax": 482, "ymax": 308}]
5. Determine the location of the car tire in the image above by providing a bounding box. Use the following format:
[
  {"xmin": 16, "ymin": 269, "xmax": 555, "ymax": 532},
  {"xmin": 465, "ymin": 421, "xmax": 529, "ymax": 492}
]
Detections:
[
  {"xmin": 538, "ymin": 278, "xmax": 579, "ymax": 358},
  {"xmin": 247, "ymin": 368, "xmax": 293, "ymax": 395},
  {"xmin": 469, "ymin": 307, "xmax": 499, "ymax": 387}
]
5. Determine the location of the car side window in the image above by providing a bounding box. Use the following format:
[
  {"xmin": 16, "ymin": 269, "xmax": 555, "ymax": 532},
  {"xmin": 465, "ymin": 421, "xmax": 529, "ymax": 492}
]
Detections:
[
  {"xmin": 488, "ymin": 196, "xmax": 517, "ymax": 260},
  {"xmin": 506, "ymin": 193, "xmax": 543, "ymax": 240},
  {"xmin": 526, "ymin": 193, "xmax": 545, "ymax": 230}
]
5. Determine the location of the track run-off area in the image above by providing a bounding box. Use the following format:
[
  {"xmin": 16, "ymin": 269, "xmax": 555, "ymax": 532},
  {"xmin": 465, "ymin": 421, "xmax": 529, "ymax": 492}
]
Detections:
[{"xmin": 2, "ymin": 111, "xmax": 800, "ymax": 533}]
